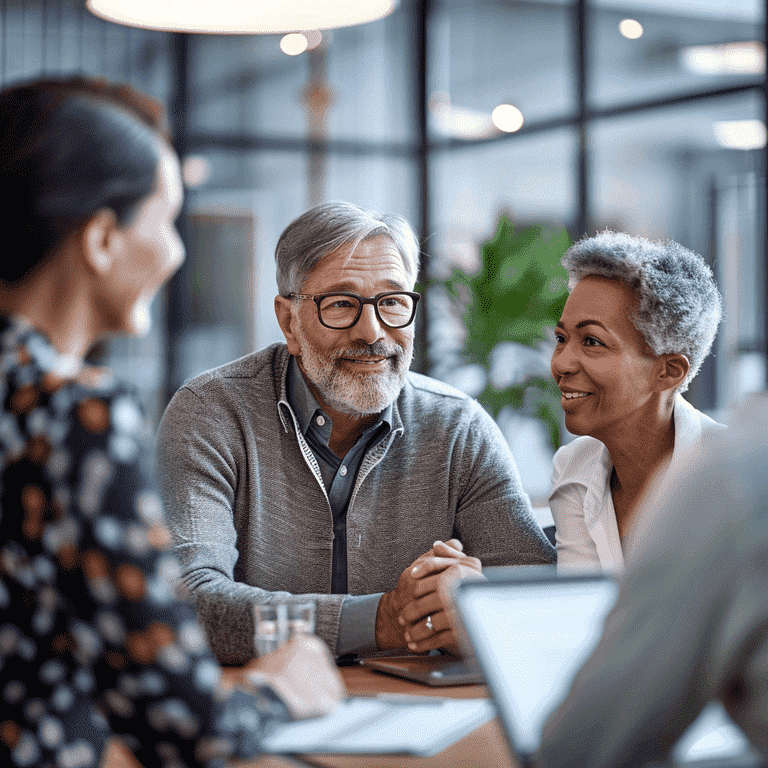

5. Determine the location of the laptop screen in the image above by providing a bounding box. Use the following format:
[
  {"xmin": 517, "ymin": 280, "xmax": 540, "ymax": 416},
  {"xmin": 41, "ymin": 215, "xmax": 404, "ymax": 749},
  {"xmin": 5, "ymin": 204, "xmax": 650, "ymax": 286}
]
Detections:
[{"xmin": 454, "ymin": 574, "xmax": 619, "ymax": 758}]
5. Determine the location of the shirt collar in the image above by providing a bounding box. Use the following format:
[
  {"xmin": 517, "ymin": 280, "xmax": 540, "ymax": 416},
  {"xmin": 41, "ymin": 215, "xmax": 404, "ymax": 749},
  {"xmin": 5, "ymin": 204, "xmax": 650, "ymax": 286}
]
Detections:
[
  {"xmin": 0, "ymin": 312, "xmax": 82, "ymax": 378},
  {"xmin": 586, "ymin": 393, "xmax": 712, "ymax": 519},
  {"xmin": 286, "ymin": 355, "xmax": 393, "ymax": 437}
]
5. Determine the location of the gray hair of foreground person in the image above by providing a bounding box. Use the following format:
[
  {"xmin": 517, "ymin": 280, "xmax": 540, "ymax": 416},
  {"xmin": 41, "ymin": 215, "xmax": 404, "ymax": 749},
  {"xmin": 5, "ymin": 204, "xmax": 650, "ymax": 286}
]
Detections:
[
  {"xmin": 561, "ymin": 231, "xmax": 723, "ymax": 393},
  {"xmin": 275, "ymin": 200, "xmax": 421, "ymax": 296}
]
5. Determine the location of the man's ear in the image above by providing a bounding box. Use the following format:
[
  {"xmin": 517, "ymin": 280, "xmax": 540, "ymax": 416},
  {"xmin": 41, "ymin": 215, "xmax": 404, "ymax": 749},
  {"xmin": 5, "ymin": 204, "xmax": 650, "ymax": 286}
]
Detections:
[
  {"xmin": 274, "ymin": 295, "xmax": 302, "ymax": 357},
  {"xmin": 655, "ymin": 353, "xmax": 690, "ymax": 392},
  {"xmin": 81, "ymin": 208, "xmax": 122, "ymax": 275}
]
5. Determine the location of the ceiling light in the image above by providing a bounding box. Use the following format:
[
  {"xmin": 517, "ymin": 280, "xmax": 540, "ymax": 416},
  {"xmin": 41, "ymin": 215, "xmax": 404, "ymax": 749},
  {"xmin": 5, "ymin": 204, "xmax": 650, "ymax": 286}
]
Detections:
[
  {"xmin": 713, "ymin": 120, "xmax": 766, "ymax": 150},
  {"xmin": 280, "ymin": 33, "xmax": 308, "ymax": 56},
  {"xmin": 492, "ymin": 104, "xmax": 524, "ymax": 133},
  {"xmin": 681, "ymin": 42, "xmax": 765, "ymax": 75},
  {"xmin": 618, "ymin": 19, "xmax": 643, "ymax": 39},
  {"xmin": 430, "ymin": 100, "xmax": 496, "ymax": 140},
  {"xmin": 430, "ymin": 100, "xmax": 526, "ymax": 140},
  {"xmin": 86, "ymin": 0, "xmax": 396, "ymax": 34}
]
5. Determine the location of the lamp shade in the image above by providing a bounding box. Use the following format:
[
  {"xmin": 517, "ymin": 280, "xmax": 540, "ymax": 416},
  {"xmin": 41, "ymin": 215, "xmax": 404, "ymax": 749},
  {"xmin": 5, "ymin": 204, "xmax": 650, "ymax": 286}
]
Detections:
[{"xmin": 86, "ymin": 0, "xmax": 397, "ymax": 33}]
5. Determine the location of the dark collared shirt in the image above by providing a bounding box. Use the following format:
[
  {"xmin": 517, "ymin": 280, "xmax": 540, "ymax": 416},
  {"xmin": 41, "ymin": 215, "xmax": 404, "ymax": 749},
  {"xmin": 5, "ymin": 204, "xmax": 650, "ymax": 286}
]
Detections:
[{"xmin": 287, "ymin": 356, "xmax": 392, "ymax": 593}]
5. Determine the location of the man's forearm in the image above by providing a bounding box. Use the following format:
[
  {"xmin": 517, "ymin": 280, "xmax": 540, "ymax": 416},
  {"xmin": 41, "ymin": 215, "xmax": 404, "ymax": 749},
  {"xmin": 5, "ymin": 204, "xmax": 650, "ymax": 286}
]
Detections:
[{"xmin": 183, "ymin": 567, "xmax": 346, "ymax": 664}]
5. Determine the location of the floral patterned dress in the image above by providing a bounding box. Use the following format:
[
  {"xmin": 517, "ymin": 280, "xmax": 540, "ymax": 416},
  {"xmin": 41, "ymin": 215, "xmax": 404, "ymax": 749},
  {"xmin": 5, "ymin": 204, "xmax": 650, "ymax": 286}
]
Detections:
[{"xmin": 0, "ymin": 315, "xmax": 288, "ymax": 768}]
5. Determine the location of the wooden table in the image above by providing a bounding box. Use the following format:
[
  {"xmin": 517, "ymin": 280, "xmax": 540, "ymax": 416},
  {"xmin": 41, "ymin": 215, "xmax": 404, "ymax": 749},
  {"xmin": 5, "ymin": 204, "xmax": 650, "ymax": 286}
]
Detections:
[{"xmin": 103, "ymin": 664, "xmax": 516, "ymax": 768}]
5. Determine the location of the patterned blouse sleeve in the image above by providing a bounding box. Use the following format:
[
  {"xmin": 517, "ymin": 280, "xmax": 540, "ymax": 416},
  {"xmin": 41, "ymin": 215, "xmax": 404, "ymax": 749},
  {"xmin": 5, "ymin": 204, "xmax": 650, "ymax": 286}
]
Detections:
[{"xmin": 63, "ymin": 384, "xmax": 289, "ymax": 768}]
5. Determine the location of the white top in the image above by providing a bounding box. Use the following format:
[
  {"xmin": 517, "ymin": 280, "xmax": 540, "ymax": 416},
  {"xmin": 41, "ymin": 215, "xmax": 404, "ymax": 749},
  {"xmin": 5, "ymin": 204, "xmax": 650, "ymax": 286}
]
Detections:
[{"xmin": 549, "ymin": 395, "xmax": 725, "ymax": 573}]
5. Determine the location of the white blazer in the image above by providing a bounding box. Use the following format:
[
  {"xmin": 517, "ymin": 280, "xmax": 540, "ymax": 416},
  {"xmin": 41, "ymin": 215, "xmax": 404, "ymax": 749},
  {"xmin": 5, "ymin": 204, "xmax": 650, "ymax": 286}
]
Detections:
[{"xmin": 549, "ymin": 395, "xmax": 725, "ymax": 572}]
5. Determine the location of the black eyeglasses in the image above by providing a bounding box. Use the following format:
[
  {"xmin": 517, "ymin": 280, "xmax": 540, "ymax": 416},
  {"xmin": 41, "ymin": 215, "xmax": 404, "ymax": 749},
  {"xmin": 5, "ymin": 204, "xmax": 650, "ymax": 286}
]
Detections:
[{"xmin": 288, "ymin": 291, "xmax": 421, "ymax": 330}]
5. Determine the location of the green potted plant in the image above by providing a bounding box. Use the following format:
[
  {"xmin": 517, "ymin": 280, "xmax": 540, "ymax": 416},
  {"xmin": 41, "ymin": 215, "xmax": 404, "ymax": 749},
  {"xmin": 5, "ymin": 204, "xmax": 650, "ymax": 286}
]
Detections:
[{"xmin": 441, "ymin": 214, "xmax": 571, "ymax": 450}]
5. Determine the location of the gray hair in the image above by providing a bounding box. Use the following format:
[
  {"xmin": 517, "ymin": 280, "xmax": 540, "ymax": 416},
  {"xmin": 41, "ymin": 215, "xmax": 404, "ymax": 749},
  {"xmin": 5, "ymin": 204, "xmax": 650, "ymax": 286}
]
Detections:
[
  {"xmin": 561, "ymin": 231, "xmax": 723, "ymax": 393},
  {"xmin": 275, "ymin": 200, "xmax": 420, "ymax": 295}
]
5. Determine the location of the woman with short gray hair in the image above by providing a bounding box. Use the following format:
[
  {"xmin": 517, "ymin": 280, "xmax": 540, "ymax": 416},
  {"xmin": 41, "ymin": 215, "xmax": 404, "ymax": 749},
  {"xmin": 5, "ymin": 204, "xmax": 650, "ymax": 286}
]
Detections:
[{"xmin": 549, "ymin": 231, "xmax": 724, "ymax": 571}]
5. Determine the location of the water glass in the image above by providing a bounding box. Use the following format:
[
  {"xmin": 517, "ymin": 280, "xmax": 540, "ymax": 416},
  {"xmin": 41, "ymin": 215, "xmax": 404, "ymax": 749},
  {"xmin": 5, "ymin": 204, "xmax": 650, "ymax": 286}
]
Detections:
[{"xmin": 253, "ymin": 600, "xmax": 315, "ymax": 657}]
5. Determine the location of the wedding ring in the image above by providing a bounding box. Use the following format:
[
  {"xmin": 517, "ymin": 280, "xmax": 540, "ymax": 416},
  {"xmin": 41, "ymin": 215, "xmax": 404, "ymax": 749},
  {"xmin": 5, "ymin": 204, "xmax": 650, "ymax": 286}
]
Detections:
[{"xmin": 425, "ymin": 615, "xmax": 434, "ymax": 632}]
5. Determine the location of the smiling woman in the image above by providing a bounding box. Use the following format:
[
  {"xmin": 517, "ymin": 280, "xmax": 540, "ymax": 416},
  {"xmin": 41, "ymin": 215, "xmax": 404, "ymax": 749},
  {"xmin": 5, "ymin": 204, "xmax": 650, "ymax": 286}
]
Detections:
[
  {"xmin": 548, "ymin": 231, "xmax": 724, "ymax": 572},
  {"xmin": 553, "ymin": 276, "xmax": 665, "ymax": 442}
]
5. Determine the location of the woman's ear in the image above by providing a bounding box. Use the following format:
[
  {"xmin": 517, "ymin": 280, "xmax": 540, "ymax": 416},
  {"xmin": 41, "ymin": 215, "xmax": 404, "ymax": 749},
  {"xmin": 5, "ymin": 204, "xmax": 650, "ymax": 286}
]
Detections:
[
  {"xmin": 81, "ymin": 208, "xmax": 122, "ymax": 275},
  {"xmin": 656, "ymin": 353, "xmax": 690, "ymax": 392}
]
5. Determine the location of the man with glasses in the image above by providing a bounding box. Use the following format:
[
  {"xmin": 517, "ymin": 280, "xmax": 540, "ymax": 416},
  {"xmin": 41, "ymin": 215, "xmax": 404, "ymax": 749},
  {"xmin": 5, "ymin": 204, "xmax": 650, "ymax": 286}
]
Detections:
[{"xmin": 157, "ymin": 201, "xmax": 555, "ymax": 665}]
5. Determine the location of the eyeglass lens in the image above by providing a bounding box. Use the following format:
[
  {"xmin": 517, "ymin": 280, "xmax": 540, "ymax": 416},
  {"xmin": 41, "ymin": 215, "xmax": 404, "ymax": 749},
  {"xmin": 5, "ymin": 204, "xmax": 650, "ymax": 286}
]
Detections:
[{"xmin": 319, "ymin": 294, "xmax": 415, "ymax": 328}]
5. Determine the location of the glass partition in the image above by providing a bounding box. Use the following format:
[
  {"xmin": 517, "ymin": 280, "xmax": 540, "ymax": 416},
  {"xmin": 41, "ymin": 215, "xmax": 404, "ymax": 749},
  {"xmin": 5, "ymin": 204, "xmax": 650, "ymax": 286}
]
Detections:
[
  {"xmin": 429, "ymin": 0, "xmax": 575, "ymax": 141},
  {"xmin": 0, "ymin": 0, "xmax": 764, "ymax": 431},
  {"xmin": 590, "ymin": 0, "xmax": 764, "ymax": 107}
]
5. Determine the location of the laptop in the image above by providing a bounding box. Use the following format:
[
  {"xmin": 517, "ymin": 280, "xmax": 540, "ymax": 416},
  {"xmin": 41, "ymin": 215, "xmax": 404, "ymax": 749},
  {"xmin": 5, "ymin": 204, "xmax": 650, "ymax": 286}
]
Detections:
[
  {"xmin": 452, "ymin": 568, "xmax": 762, "ymax": 768},
  {"xmin": 451, "ymin": 568, "xmax": 618, "ymax": 767}
]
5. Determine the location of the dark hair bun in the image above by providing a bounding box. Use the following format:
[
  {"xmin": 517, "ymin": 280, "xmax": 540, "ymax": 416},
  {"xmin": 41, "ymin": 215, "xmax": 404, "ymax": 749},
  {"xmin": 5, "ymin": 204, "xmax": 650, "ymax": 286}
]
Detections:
[{"xmin": 0, "ymin": 76, "xmax": 169, "ymax": 282}]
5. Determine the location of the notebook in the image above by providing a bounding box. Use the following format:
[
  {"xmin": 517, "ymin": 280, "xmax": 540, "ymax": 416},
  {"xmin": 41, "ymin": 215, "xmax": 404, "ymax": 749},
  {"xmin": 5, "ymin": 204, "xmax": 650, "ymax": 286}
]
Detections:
[
  {"xmin": 451, "ymin": 567, "xmax": 762, "ymax": 768},
  {"xmin": 258, "ymin": 693, "xmax": 495, "ymax": 756}
]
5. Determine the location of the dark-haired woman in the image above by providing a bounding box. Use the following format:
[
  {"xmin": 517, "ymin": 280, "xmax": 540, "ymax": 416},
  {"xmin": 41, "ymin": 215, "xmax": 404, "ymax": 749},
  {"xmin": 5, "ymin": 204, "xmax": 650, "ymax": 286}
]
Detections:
[{"xmin": 0, "ymin": 76, "xmax": 343, "ymax": 768}]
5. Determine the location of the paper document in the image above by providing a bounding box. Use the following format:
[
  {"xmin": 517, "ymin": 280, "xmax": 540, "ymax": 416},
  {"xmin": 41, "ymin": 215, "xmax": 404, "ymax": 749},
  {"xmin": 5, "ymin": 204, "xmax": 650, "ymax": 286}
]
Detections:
[
  {"xmin": 672, "ymin": 702, "xmax": 760, "ymax": 766},
  {"xmin": 259, "ymin": 695, "xmax": 496, "ymax": 756}
]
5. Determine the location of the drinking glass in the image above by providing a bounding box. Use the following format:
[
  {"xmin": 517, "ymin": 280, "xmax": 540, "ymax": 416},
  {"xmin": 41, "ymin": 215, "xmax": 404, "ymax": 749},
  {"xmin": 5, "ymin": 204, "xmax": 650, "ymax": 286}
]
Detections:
[{"xmin": 253, "ymin": 600, "xmax": 315, "ymax": 657}]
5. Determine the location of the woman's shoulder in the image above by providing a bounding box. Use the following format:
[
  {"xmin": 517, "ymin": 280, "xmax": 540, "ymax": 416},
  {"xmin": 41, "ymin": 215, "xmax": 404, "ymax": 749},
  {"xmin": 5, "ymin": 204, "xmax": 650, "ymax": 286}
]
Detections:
[
  {"xmin": 673, "ymin": 396, "xmax": 727, "ymax": 459},
  {"xmin": 4, "ymin": 325, "xmax": 144, "ymax": 442},
  {"xmin": 552, "ymin": 436, "xmax": 608, "ymax": 484},
  {"xmin": 40, "ymin": 365, "xmax": 146, "ymax": 439},
  {"xmin": 71, "ymin": 366, "xmax": 139, "ymax": 409},
  {"xmin": 3, "ymin": 316, "xmax": 141, "ymax": 423}
]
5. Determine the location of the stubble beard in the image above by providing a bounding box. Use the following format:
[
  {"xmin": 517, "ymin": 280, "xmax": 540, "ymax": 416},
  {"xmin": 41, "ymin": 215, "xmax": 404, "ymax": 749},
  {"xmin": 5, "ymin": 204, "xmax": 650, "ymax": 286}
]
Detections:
[{"xmin": 294, "ymin": 316, "xmax": 413, "ymax": 417}]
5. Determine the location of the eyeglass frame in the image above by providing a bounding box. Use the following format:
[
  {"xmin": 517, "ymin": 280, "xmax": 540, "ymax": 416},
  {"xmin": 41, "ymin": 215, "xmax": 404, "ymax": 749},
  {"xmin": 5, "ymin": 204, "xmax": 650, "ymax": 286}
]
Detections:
[{"xmin": 287, "ymin": 290, "xmax": 421, "ymax": 330}]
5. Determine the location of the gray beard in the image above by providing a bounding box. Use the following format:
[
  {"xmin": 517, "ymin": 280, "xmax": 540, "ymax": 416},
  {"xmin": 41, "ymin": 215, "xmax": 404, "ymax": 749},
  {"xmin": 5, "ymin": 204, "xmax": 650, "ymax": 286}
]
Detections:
[{"xmin": 295, "ymin": 321, "xmax": 412, "ymax": 416}]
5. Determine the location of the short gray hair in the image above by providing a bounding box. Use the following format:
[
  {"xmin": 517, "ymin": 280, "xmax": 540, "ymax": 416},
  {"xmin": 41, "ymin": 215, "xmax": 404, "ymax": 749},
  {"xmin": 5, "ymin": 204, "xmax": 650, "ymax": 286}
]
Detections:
[
  {"xmin": 275, "ymin": 200, "xmax": 420, "ymax": 295},
  {"xmin": 561, "ymin": 231, "xmax": 723, "ymax": 393}
]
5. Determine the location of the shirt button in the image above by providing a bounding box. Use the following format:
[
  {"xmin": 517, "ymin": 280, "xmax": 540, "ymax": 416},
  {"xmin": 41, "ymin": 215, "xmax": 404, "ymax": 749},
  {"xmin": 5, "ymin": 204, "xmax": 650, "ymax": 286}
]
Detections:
[
  {"xmin": 316, "ymin": 415, "xmax": 326, "ymax": 426},
  {"xmin": 339, "ymin": 465, "xmax": 348, "ymax": 477}
]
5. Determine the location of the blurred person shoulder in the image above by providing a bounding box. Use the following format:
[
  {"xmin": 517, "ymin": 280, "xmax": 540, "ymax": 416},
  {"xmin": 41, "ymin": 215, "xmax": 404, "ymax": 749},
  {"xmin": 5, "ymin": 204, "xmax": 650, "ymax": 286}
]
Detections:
[
  {"xmin": 629, "ymin": 391, "xmax": 768, "ymax": 568},
  {"xmin": 3, "ymin": 314, "xmax": 143, "ymax": 436},
  {"xmin": 717, "ymin": 391, "xmax": 768, "ymax": 469},
  {"xmin": 59, "ymin": 363, "xmax": 149, "ymax": 447},
  {"xmin": 663, "ymin": 391, "xmax": 768, "ymax": 514}
]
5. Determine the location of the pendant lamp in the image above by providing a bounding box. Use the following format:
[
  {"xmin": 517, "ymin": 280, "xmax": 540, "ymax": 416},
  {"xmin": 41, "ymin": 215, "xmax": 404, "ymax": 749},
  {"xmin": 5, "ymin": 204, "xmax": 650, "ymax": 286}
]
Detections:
[{"xmin": 86, "ymin": 0, "xmax": 397, "ymax": 33}]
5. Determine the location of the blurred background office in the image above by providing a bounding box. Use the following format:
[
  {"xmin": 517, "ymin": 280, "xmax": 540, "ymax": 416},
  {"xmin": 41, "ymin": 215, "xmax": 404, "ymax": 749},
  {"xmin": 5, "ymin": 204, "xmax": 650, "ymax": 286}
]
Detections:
[{"xmin": 2, "ymin": 0, "xmax": 764, "ymax": 506}]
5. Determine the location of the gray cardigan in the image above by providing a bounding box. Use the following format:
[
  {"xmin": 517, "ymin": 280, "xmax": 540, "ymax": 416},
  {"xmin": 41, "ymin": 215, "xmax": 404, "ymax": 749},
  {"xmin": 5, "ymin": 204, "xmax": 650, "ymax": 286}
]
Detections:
[{"xmin": 157, "ymin": 343, "xmax": 555, "ymax": 663}]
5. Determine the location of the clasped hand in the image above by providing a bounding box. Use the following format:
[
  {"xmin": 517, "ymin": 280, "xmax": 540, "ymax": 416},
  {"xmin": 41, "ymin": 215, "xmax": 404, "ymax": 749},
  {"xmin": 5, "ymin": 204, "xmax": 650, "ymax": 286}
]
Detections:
[{"xmin": 376, "ymin": 539, "xmax": 485, "ymax": 655}]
